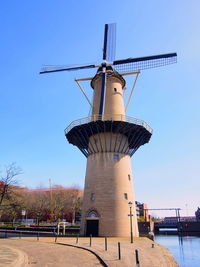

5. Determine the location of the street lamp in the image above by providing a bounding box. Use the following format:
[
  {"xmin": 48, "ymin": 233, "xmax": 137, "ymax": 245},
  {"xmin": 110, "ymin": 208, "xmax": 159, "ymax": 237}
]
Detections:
[{"xmin": 128, "ymin": 201, "xmax": 133, "ymax": 243}]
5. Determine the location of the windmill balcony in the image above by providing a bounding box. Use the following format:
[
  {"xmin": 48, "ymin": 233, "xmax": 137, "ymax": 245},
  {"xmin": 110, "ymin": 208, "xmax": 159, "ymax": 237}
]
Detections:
[{"xmin": 65, "ymin": 114, "xmax": 153, "ymax": 157}]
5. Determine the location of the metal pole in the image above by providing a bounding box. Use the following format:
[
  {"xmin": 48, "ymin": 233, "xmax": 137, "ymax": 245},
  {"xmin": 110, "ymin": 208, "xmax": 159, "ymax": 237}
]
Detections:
[
  {"xmin": 55, "ymin": 233, "xmax": 57, "ymax": 243},
  {"xmin": 118, "ymin": 242, "xmax": 121, "ymax": 260},
  {"xmin": 135, "ymin": 249, "xmax": 140, "ymax": 267},
  {"xmin": 49, "ymin": 178, "xmax": 54, "ymax": 221},
  {"xmin": 175, "ymin": 209, "xmax": 180, "ymax": 232},
  {"xmin": 76, "ymin": 235, "xmax": 79, "ymax": 244},
  {"xmin": 75, "ymin": 80, "xmax": 93, "ymax": 108},
  {"xmin": 177, "ymin": 209, "xmax": 182, "ymax": 233},
  {"xmin": 178, "ymin": 209, "xmax": 181, "ymax": 222},
  {"xmin": 90, "ymin": 234, "xmax": 92, "ymax": 247},
  {"xmin": 130, "ymin": 206, "xmax": 133, "ymax": 243},
  {"xmin": 105, "ymin": 237, "xmax": 107, "ymax": 251},
  {"xmin": 125, "ymin": 72, "xmax": 140, "ymax": 112},
  {"xmin": 37, "ymin": 232, "xmax": 39, "ymax": 241},
  {"xmin": 57, "ymin": 223, "xmax": 60, "ymax": 235}
]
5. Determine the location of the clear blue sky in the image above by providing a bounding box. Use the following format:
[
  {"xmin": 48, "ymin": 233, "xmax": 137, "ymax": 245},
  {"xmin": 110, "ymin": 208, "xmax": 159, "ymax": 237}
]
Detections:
[{"xmin": 0, "ymin": 0, "xmax": 199, "ymax": 217}]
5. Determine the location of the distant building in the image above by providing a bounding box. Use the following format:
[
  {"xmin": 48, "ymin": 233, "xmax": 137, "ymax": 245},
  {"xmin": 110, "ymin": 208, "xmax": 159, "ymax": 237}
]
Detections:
[
  {"xmin": 135, "ymin": 201, "xmax": 149, "ymax": 221},
  {"xmin": 195, "ymin": 207, "xmax": 200, "ymax": 221}
]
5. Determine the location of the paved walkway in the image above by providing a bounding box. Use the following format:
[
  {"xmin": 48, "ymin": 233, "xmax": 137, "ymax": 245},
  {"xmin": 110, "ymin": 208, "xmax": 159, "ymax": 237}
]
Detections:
[
  {"xmin": 0, "ymin": 236, "xmax": 179, "ymax": 266},
  {"xmin": 0, "ymin": 238, "xmax": 101, "ymax": 266},
  {"xmin": 56, "ymin": 237, "xmax": 179, "ymax": 267},
  {"xmin": 0, "ymin": 245, "xmax": 28, "ymax": 266}
]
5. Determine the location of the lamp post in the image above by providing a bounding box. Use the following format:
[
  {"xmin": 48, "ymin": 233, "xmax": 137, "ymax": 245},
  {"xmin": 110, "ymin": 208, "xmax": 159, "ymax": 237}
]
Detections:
[{"xmin": 128, "ymin": 201, "xmax": 133, "ymax": 243}]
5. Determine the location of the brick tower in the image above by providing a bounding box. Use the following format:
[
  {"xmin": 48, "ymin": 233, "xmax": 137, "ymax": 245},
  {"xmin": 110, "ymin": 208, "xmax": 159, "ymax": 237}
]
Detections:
[{"xmin": 65, "ymin": 67, "xmax": 152, "ymax": 237}]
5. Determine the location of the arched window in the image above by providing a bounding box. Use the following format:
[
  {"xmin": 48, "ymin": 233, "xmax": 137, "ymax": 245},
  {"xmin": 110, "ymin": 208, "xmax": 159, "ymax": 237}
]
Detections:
[{"xmin": 87, "ymin": 210, "xmax": 99, "ymax": 218}]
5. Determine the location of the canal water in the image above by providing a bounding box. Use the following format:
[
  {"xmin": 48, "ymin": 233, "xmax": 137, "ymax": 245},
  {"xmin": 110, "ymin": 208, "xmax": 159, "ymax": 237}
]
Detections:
[{"xmin": 155, "ymin": 234, "xmax": 200, "ymax": 267}]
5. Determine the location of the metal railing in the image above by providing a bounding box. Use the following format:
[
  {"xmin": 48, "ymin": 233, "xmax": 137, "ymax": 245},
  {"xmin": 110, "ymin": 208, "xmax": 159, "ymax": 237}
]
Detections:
[{"xmin": 65, "ymin": 114, "xmax": 153, "ymax": 135}]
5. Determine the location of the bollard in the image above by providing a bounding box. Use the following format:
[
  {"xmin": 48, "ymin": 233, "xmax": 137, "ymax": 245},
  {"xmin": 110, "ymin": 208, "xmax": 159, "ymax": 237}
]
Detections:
[
  {"xmin": 105, "ymin": 237, "xmax": 107, "ymax": 251},
  {"xmin": 118, "ymin": 242, "xmax": 121, "ymax": 260},
  {"xmin": 19, "ymin": 231, "xmax": 22, "ymax": 239},
  {"xmin": 152, "ymin": 243, "xmax": 154, "ymax": 248},
  {"xmin": 135, "ymin": 249, "xmax": 140, "ymax": 267},
  {"xmin": 90, "ymin": 234, "xmax": 92, "ymax": 247},
  {"xmin": 37, "ymin": 232, "xmax": 39, "ymax": 241},
  {"xmin": 76, "ymin": 235, "xmax": 79, "ymax": 244},
  {"xmin": 55, "ymin": 234, "xmax": 58, "ymax": 243}
]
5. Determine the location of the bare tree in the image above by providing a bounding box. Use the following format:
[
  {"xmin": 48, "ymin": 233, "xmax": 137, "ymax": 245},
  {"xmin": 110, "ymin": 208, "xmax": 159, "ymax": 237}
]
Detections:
[
  {"xmin": 51, "ymin": 185, "xmax": 82, "ymax": 223},
  {"xmin": 0, "ymin": 163, "xmax": 22, "ymax": 207},
  {"xmin": 24, "ymin": 190, "xmax": 50, "ymax": 225},
  {"xmin": 6, "ymin": 189, "xmax": 25, "ymax": 226}
]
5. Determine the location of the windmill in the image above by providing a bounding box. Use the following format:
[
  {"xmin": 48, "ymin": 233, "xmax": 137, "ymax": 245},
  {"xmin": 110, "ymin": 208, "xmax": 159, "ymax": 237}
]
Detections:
[
  {"xmin": 40, "ymin": 24, "xmax": 177, "ymax": 237},
  {"xmin": 40, "ymin": 23, "xmax": 176, "ymax": 116}
]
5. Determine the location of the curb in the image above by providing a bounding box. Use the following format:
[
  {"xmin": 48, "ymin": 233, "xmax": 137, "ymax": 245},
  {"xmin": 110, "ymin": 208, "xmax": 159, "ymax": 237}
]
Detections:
[{"xmin": 57, "ymin": 242, "xmax": 108, "ymax": 267}]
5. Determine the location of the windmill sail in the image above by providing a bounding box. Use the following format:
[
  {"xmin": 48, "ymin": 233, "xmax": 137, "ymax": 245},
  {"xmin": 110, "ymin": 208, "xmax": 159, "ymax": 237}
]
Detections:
[
  {"xmin": 113, "ymin": 53, "xmax": 177, "ymax": 72},
  {"xmin": 103, "ymin": 23, "xmax": 116, "ymax": 62}
]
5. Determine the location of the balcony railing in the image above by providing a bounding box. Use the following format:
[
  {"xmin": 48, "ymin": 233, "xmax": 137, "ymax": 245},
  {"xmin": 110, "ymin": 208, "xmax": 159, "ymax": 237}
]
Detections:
[{"xmin": 65, "ymin": 114, "xmax": 153, "ymax": 135}]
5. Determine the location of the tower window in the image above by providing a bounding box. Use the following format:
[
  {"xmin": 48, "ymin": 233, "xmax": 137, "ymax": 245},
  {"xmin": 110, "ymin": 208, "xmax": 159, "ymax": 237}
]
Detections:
[
  {"xmin": 90, "ymin": 193, "xmax": 95, "ymax": 201},
  {"xmin": 114, "ymin": 154, "xmax": 119, "ymax": 160},
  {"xmin": 128, "ymin": 174, "xmax": 131, "ymax": 181},
  {"xmin": 124, "ymin": 193, "xmax": 128, "ymax": 200},
  {"xmin": 114, "ymin": 88, "xmax": 117, "ymax": 92}
]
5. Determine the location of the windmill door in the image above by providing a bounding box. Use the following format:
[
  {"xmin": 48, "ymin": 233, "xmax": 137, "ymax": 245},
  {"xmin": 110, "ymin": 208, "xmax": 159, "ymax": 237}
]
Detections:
[{"xmin": 86, "ymin": 220, "xmax": 99, "ymax": 237}]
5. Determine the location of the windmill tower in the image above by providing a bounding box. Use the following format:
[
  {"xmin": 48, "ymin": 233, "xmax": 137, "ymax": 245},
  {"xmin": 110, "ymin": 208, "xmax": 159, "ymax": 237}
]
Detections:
[{"xmin": 40, "ymin": 23, "xmax": 177, "ymax": 237}]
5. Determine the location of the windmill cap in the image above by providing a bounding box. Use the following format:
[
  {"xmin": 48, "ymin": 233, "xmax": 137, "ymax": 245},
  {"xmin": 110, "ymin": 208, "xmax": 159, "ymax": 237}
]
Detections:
[{"xmin": 91, "ymin": 66, "xmax": 126, "ymax": 89}]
